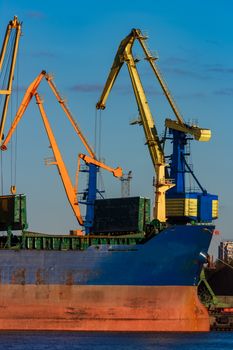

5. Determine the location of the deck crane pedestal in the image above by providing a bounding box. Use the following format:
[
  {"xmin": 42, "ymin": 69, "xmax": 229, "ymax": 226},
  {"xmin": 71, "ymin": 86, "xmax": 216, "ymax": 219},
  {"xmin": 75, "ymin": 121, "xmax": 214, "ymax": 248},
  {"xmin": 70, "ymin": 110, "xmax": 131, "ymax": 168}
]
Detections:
[
  {"xmin": 1, "ymin": 71, "xmax": 122, "ymax": 234},
  {"xmin": 96, "ymin": 28, "xmax": 218, "ymax": 225}
]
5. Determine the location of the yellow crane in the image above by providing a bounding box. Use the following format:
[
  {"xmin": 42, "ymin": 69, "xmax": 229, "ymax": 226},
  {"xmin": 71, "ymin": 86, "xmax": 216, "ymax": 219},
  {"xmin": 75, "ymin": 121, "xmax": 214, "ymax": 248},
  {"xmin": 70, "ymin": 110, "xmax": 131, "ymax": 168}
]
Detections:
[
  {"xmin": 96, "ymin": 28, "xmax": 211, "ymax": 223},
  {"xmin": 1, "ymin": 71, "xmax": 122, "ymax": 229},
  {"xmin": 0, "ymin": 16, "xmax": 21, "ymax": 141}
]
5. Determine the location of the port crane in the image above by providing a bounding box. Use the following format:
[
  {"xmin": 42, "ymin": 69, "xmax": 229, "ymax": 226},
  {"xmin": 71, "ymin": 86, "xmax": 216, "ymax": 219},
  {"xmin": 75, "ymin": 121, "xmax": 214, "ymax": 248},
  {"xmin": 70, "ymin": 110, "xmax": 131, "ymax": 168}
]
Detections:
[
  {"xmin": 97, "ymin": 28, "xmax": 218, "ymax": 224},
  {"xmin": 1, "ymin": 70, "xmax": 122, "ymax": 233},
  {"xmin": 0, "ymin": 16, "xmax": 21, "ymax": 142}
]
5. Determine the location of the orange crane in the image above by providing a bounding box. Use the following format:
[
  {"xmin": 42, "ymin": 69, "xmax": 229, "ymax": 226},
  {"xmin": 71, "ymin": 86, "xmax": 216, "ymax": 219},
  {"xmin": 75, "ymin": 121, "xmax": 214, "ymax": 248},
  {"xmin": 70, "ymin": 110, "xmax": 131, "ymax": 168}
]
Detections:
[
  {"xmin": 0, "ymin": 16, "xmax": 21, "ymax": 141},
  {"xmin": 1, "ymin": 70, "xmax": 122, "ymax": 230}
]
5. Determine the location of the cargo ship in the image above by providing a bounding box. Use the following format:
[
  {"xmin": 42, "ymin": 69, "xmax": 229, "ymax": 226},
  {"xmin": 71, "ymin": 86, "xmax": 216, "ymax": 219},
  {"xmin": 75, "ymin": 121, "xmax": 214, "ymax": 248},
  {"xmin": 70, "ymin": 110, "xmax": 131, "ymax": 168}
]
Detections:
[
  {"xmin": 0, "ymin": 21, "xmax": 218, "ymax": 331},
  {"xmin": 0, "ymin": 195, "xmax": 216, "ymax": 331}
]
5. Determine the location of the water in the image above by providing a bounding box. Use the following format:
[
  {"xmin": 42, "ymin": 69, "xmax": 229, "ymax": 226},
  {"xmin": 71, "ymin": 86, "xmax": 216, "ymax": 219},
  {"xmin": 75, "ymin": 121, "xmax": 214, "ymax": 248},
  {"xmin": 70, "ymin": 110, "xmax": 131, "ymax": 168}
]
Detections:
[{"xmin": 0, "ymin": 332, "xmax": 231, "ymax": 350}]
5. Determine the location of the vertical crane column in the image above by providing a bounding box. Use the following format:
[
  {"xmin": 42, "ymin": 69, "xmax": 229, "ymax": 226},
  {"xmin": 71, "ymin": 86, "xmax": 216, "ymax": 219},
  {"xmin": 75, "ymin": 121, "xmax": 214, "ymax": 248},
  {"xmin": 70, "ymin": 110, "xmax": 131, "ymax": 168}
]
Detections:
[
  {"xmin": 169, "ymin": 130, "xmax": 186, "ymax": 194},
  {"xmin": 85, "ymin": 164, "xmax": 98, "ymax": 234}
]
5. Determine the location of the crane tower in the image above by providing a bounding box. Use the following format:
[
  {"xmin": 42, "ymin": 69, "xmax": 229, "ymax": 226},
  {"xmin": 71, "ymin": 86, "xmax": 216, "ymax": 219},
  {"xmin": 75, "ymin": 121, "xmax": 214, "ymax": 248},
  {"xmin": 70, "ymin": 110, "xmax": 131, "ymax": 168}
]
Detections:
[{"xmin": 120, "ymin": 171, "xmax": 132, "ymax": 197}]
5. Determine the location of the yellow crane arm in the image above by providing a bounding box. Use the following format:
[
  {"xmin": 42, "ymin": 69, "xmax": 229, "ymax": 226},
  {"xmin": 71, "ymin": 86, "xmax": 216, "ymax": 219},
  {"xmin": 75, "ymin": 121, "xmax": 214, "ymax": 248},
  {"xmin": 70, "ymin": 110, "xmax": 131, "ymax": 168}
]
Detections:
[
  {"xmin": 0, "ymin": 16, "xmax": 21, "ymax": 71},
  {"xmin": 96, "ymin": 29, "xmax": 175, "ymax": 222},
  {"xmin": 133, "ymin": 29, "xmax": 184, "ymax": 125},
  {"xmin": 96, "ymin": 32, "xmax": 136, "ymax": 110},
  {"xmin": 1, "ymin": 71, "xmax": 46, "ymax": 150},
  {"xmin": 45, "ymin": 74, "xmax": 95, "ymax": 158},
  {"xmin": 133, "ymin": 28, "xmax": 211, "ymax": 142},
  {"xmin": 96, "ymin": 30, "xmax": 164, "ymax": 168},
  {"xmin": 1, "ymin": 71, "xmax": 95, "ymax": 158},
  {"xmin": 79, "ymin": 153, "xmax": 122, "ymax": 178},
  {"xmin": 35, "ymin": 93, "xmax": 84, "ymax": 225},
  {"xmin": 165, "ymin": 119, "xmax": 211, "ymax": 142},
  {"xmin": 123, "ymin": 42, "xmax": 165, "ymax": 167},
  {"xmin": 97, "ymin": 28, "xmax": 211, "ymax": 143},
  {"xmin": 0, "ymin": 16, "xmax": 21, "ymax": 141}
]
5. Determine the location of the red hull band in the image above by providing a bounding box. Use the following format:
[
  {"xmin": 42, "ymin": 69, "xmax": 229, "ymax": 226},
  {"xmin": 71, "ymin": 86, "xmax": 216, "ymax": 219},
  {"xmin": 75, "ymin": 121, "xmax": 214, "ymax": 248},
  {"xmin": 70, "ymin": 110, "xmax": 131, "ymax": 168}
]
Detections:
[{"xmin": 0, "ymin": 285, "xmax": 209, "ymax": 331}]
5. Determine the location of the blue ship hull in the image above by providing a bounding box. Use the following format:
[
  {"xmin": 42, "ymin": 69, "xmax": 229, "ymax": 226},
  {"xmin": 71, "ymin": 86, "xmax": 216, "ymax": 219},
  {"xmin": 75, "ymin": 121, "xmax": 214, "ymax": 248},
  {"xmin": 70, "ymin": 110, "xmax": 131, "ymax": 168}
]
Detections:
[
  {"xmin": 0, "ymin": 224, "xmax": 214, "ymax": 331},
  {"xmin": 0, "ymin": 224, "xmax": 213, "ymax": 286}
]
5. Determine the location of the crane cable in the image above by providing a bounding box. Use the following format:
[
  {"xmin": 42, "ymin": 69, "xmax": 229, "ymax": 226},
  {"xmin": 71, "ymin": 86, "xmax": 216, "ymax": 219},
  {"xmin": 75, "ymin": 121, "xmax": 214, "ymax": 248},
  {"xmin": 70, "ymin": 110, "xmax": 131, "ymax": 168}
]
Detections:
[
  {"xmin": 0, "ymin": 29, "xmax": 15, "ymax": 107},
  {"xmin": 0, "ymin": 40, "xmax": 9, "ymax": 103},
  {"xmin": 13, "ymin": 35, "xmax": 19, "ymax": 192},
  {"xmin": 94, "ymin": 108, "xmax": 105, "ymax": 196},
  {"xmin": 94, "ymin": 107, "xmax": 97, "ymax": 155},
  {"xmin": 9, "ymin": 29, "xmax": 19, "ymax": 193},
  {"xmin": 0, "ymin": 150, "xmax": 3, "ymax": 195},
  {"xmin": 94, "ymin": 107, "xmax": 102, "ymax": 159}
]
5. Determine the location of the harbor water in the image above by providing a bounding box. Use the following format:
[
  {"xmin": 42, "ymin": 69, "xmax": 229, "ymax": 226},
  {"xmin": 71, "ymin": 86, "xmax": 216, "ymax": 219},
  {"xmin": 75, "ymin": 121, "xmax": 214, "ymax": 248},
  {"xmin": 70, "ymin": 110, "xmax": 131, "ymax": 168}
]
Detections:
[{"xmin": 0, "ymin": 331, "xmax": 231, "ymax": 350}]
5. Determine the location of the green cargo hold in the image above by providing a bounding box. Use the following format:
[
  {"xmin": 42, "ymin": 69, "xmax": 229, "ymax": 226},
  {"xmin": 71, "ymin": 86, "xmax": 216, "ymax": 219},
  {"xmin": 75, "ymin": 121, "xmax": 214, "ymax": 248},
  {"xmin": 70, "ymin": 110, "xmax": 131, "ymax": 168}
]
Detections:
[
  {"xmin": 0, "ymin": 194, "xmax": 28, "ymax": 231},
  {"xmin": 93, "ymin": 196, "xmax": 151, "ymax": 234}
]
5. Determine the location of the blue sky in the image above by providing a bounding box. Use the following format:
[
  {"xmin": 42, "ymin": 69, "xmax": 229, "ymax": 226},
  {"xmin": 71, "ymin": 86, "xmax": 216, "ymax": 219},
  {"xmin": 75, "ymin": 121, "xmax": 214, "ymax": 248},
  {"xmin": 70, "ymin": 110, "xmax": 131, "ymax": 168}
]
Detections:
[{"xmin": 0, "ymin": 0, "xmax": 232, "ymax": 254}]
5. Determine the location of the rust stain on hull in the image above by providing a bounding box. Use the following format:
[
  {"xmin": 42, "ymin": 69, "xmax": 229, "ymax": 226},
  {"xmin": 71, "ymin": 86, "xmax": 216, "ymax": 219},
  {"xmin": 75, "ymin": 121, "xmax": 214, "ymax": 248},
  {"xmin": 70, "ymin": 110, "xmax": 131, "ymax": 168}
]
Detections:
[{"xmin": 0, "ymin": 285, "xmax": 209, "ymax": 331}]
